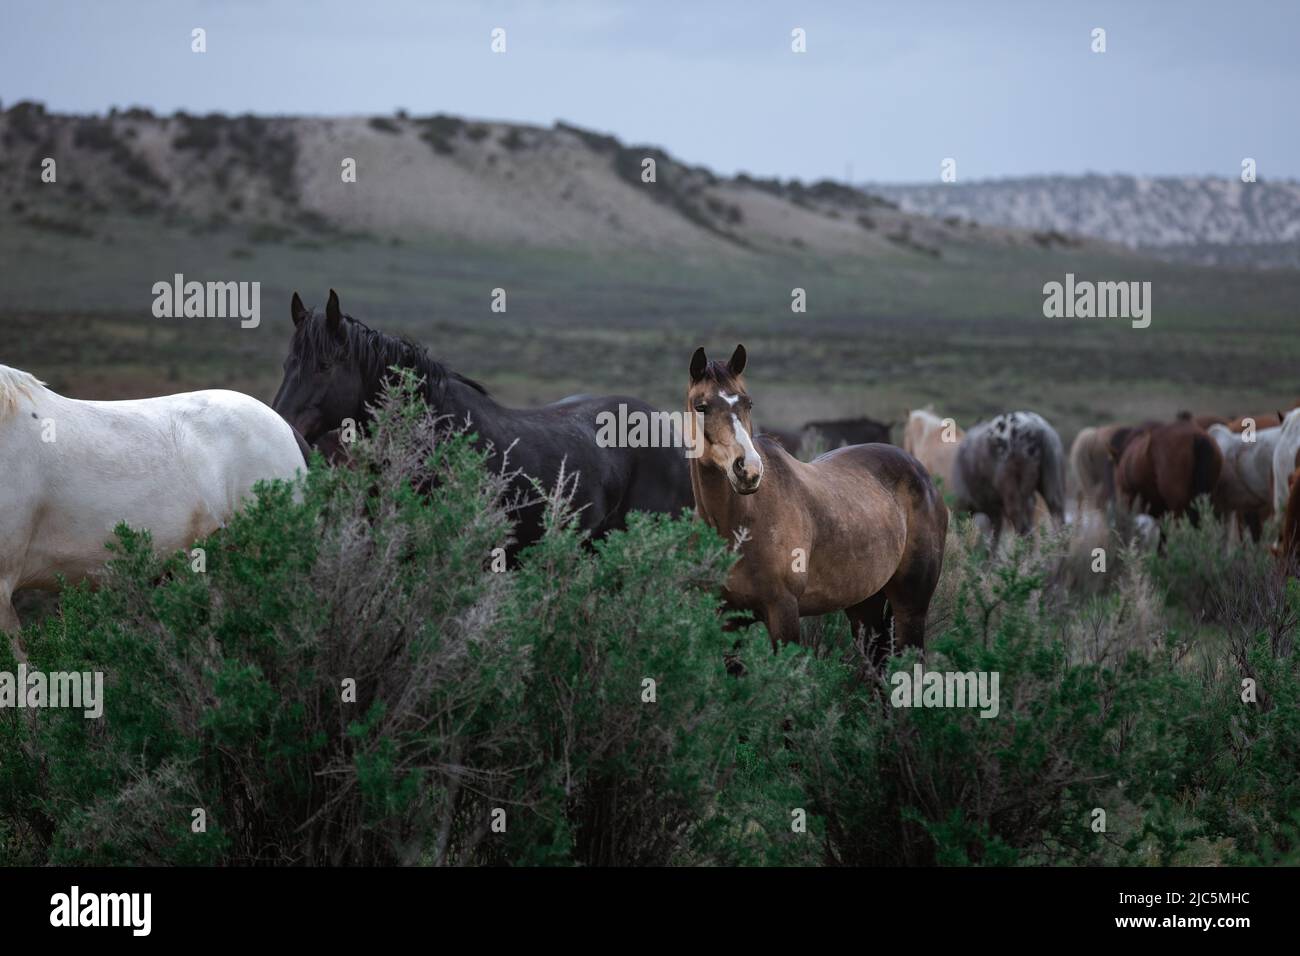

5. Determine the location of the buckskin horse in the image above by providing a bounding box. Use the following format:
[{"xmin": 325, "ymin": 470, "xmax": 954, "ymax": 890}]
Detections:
[
  {"xmin": 686, "ymin": 345, "xmax": 947, "ymax": 662},
  {"xmin": 0, "ymin": 363, "xmax": 306, "ymax": 645},
  {"xmin": 272, "ymin": 290, "xmax": 694, "ymax": 552}
]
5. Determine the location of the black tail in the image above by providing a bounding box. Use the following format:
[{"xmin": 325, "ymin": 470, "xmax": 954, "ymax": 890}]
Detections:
[{"xmin": 1191, "ymin": 434, "xmax": 1220, "ymax": 499}]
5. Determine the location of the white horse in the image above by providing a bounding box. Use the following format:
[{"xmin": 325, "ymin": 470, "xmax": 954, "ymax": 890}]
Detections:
[
  {"xmin": 0, "ymin": 365, "xmax": 306, "ymax": 643},
  {"xmin": 1209, "ymin": 422, "xmax": 1279, "ymax": 538},
  {"xmin": 1273, "ymin": 409, "xmax": 1300, "ymax": 514}
]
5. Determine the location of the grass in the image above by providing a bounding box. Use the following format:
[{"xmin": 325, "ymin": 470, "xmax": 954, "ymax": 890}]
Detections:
[{"xmin": 3, "ymin": 206, "xmax": 1299, "ymax": 441}]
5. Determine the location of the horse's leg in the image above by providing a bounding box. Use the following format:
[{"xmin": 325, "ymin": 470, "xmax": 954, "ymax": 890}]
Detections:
[
  {"xmin": 721, "ymin": 600, "xmax": 759, "ymax": 676},
  {"xmin": 988, "ymin": 511, "xmax": 1003, "ymax": 556},
  {"xmin": 1245, "ymin": 509, "xmax": 1263, "ymax": 543},
  {"xmin": 846, "ymin": 592, "xmax": 891, "ymax": 668},
  {"xmin": 759, "ymin": 597, "xmax": 800, "ymax": 651},
  {"xmin": 0, "ymin": 584, "xmax": 26, "ymax": 663},
  {"xmin": 1043, "ymin": 473, "xmax": 1066, "ymax": 528},
  {"xmin": 882, "ymin": 523, "xmax": 946, "ymax": 657}
]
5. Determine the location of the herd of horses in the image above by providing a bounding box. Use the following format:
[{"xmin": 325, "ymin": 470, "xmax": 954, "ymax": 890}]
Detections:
[{"xmin": 3, "ymin": 288, "xmax": 1299, "ymax": 666}]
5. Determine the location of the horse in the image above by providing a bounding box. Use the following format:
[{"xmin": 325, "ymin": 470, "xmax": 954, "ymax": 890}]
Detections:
[
  {"xmin": 1068, "ymin": 423, "xmax": 1122, "ymax": 516},
  {"xmin": 801, "ymin": 416, "xmax": 894, "ymax": 449},
  {"xmin": 271, "ymin": 290, "xmax": 694, "ymax": 553},
  {"xmin": 1276, "ymin": 453, "xmax": 1300, "ymax": 575},
  {"xmin": 757, "ymin": 416, "xmax": 893, "ymax": 459},
  {"xmin": 1272, "ymin": 408, "xmax": 1300, "ymax": 513},
  {"xmin": 758, "ymin": 425, "xmax": 804, "ymax": 457},
  {"xmin": 686, "ymin": 345, "xmax": 947, "ymax": 663},
  {"xmin": 1110, "ymin": 418, "xmax": 1222, "ymax": 525},
  {"xmin": 902, "ymin": 408, "xmax": 964, "ymax": 492},
  {"xmin": 0, "ymin": 364, "xmax": 306, "ymax": 645},
  {"xmin": 951, "ymin": 411, "xmax": 1066, "ymax": 549},
  {"xmin": 1207, "ymin": 422, "xmax": 1278, "ymax": 541},
  {"xmin": 1228, "ymin": 399, "xmax": 1300, "ymax": 433}
]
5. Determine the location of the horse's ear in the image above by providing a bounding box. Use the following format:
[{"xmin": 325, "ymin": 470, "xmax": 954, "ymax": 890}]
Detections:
[
  {"xmin": 727, "ymin": 344, "xmax": 747, "ymax": 378},
  {"xmin": 325, "ymin": 289, "xmax": 343, "ymax": 335},
  {"xmin": 290, "ymin": 291, "xmax": 308, "ymax": 328},
  {"xmin": 690, "ymin": 347, "xmax": 708, "ymax": 383}
]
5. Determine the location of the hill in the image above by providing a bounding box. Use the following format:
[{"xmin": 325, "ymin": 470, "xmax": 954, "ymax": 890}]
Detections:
[{"xmin": 869, "ymin": 174, "xmax": 1300, "ymax": 269}]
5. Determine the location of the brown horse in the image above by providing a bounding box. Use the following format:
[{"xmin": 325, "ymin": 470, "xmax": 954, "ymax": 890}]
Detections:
[
  {"xmin": 1110, "ymin": 419, "xmax": 1222, "ymax": 524},
  {"xmin": 1227, "ymin": 399, "xmax": 1300, "ymax": 432},
  {"xmin": 687, "ymin": 346, "xmax": 948, "ymax": 661}
]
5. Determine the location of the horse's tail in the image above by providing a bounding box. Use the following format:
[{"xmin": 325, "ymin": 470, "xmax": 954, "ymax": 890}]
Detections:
[
  {"xmin": 1190, "ymin": 431, "xmax": 1222, "ymax": 501},
  {"xmin": 1036, "ymin": 423, "xmax": 1068, "ymax": 522}
]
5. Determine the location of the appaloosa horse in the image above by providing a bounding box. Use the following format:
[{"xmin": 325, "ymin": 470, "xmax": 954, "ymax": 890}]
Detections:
[
  {"xmin": 687, "ymin": 345, "xmax": 947, "ymax": 662},
  {"xmin": 0, "ymin": 364, "xmax": 306, "ymax": 644},
  {"xmin": 952, "ymin": 411, "xmax": 1066, "ymax": 549},
  {"xmin": 272, "ymin": 290, "xmax": 694, "ymax": 552}
]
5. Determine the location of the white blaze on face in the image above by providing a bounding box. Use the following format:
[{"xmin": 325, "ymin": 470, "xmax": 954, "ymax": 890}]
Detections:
[{"xmin": 721, "ymin": 392, "xmax": 762, "ymax": 476}]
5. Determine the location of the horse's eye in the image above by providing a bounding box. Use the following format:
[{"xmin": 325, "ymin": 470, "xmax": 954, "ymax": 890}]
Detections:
[{"xmin": 694, "ymin": 403, "xmax": 708, "ymax": 413}]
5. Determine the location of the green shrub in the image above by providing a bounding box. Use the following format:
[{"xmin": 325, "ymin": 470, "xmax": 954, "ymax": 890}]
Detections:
[
  {"xmin": 777, "ymin": 535, "xmax": 1195, "ymax": 866},
  {"xmin": 0, "ymin": 372, "xmax": 792, "ymax": 866},
  {"xmin": 5, "ymin": 382, "xmax": 1300, "ymax": 868}
]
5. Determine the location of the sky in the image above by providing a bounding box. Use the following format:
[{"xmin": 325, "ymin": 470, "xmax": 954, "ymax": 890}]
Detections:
[{"xmin": 2, "ymin": 0, "xmax": 1296, "ymax": 183}]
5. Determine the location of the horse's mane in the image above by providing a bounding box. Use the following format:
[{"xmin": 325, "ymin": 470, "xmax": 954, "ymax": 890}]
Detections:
[
  {"xmin": 0, "ymin": 364, "xmax": 46, "ymax": 421},
  {"xmin": 908, "ymin": 407, "xmax": 945, "ymax": 427},
  {"xmin": 298, "ymin": 311, "xmax": 490, "ymax": 407},
  {"xmin": 696, "ymin": 360, "xmax": 743, "ymax": 393}
]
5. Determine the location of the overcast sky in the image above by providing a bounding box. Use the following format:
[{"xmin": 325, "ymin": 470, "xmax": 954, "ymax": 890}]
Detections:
[{"xmin": 3, "ymin": 0, "xmax": 1296, "ymax": 183}]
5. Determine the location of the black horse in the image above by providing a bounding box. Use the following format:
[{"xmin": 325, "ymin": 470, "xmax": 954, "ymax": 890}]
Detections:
[
  {"xmin": 759, "ymin": 416, "xmax": 894, "ymax": 458},
  {"xmin": 272, "ymin": 290, "xmax": 694, "ymax": 551}
]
